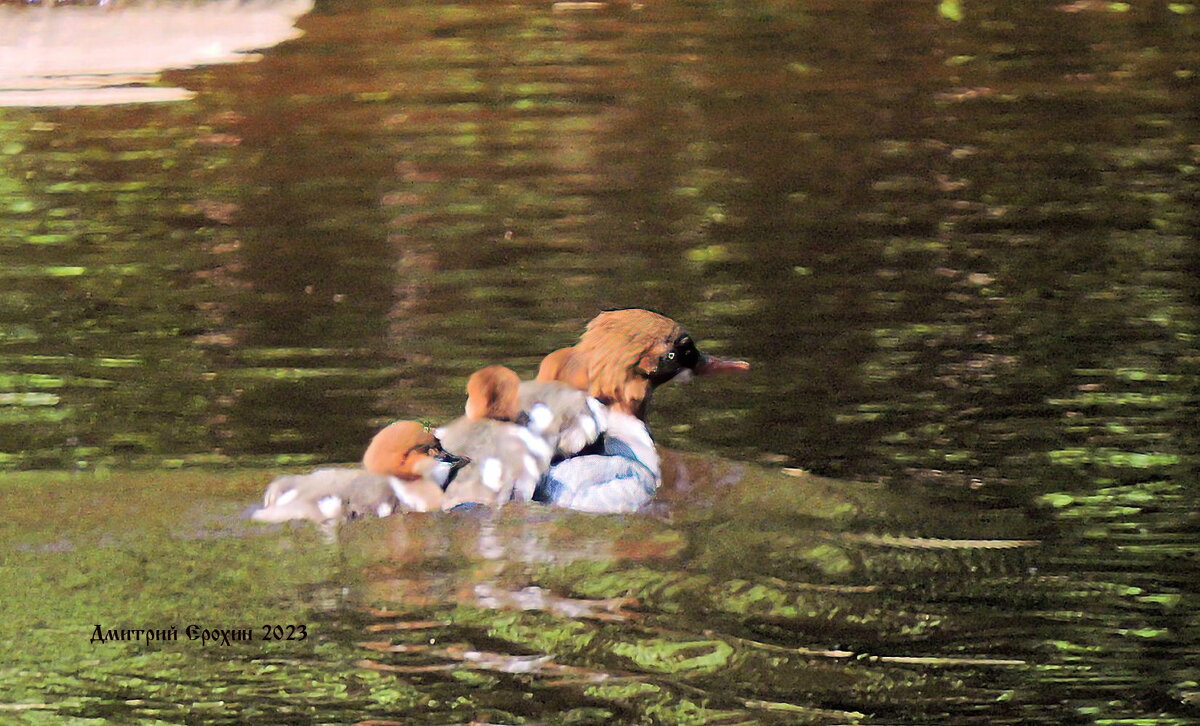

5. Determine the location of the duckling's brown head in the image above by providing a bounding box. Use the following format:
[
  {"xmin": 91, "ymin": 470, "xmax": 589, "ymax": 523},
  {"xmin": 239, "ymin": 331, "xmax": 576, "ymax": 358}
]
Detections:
[
  {"xmin": 536, "ymin": 345, "xmax": 590, "ymax": 391},
  {"xmin": 363, "ymin": 420, "xmax": 438, "ymax": 479},
  {"xmin": 364, "ymin": 420, "xmax": 467, "ymax": 484},
  {"xmin": 464, "ymin": 365, "xmax": 522, "ymax": 422},
  {"xmin": 575, "ymin": 308, "xmax": 750, "ymax": 418}
]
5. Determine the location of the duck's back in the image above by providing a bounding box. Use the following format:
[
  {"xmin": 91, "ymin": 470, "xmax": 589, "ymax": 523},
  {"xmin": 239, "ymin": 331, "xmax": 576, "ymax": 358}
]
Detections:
[{"xmin": 534, "ymin": 411, "xmax": 661, "ymax": 513}]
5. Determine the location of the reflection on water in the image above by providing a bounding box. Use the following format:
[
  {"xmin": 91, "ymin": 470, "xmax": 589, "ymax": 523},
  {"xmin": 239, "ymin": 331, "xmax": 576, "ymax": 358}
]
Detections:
[
  {"xmin": 0, "ymin": 465, "xmax": 1053, "ymax": 724},
  {"xmin": 0, "ymin": 0, "xmax": 1198, "ymax": 722},
  {"xmin": 2, "ymin": 457, "xmax": 1190, "ymax": 723},
  {"xmin": 0, "ymin": 0, "xmax": 313, "ymax": 107}
]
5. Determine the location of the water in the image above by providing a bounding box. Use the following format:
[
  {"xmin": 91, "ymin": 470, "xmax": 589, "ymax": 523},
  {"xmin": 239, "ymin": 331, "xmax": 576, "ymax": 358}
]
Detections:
[{"xmin": 0, "ymin": 0, "xmax": 1197, "ymax": 722}]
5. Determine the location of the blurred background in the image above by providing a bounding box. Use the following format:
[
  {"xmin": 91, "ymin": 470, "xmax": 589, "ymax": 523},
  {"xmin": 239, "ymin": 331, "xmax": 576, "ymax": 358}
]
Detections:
[{"xmin": 1, "ymin": 0, "xmax": 1196, "ymax": 487}]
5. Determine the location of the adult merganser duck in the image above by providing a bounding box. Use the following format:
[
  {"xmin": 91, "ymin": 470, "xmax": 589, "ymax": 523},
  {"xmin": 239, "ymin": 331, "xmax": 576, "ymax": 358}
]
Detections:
[
  {"xmin": 575, "ymin": 308, "xmax": 750, "ymax": 418},
  {"xmin": 251, "ymin": 420, "xmax": 463, "ymax": 524},
  {"xmin": 436, "ymin": 365, "xmax": 555, "ymax": 509},
  {"xmin": 534, "ymin": 309, "xmax": 749, "ymax": 513}
]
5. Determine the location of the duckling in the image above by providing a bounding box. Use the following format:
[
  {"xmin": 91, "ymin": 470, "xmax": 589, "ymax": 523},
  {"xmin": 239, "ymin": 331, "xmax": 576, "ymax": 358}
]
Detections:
[
  {"xmin": 252, "ymin": 468, "xmax": 387, "ymax": 525},
  {"xmin": 362, "ymin": 420, "xmax": 463, "ymax": 512},
  {"xmin": 437, "ymin": 365, "xmax": 554, "ymax": 509},
  {"xmin": 252, "ymin": 420, "xmax": 463, "ymax": 524},
  {"xmin": 519, "ymin": 350, "xmax": 608, "ymax": 460}
]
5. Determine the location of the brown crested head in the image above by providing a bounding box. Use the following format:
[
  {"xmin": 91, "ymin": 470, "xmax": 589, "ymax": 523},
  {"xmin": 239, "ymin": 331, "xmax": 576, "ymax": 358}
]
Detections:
[
  {"xmin": 575, "ymin": 309, "xmax": 683, "ymax": 417},
  {"xmin": 362, "ymin": 420, "xmax": 438, "ymax": 479},
  {"xmin": 464, "ymin": 365, "xmax": 522, "ymax": 422},
  {"xmin": 536, "ymin": 346, "xmax": 590, "ymax": 391},
  {"xmin": 574, "ymin": 308, "xmax": 751, "ymax": 418}
]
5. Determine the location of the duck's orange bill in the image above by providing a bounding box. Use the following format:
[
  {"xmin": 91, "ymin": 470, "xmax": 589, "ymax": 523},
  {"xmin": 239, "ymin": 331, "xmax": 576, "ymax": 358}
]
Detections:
[{"xmin": 695, "ymin": 355, "xmax": 751, "ymax": 375}]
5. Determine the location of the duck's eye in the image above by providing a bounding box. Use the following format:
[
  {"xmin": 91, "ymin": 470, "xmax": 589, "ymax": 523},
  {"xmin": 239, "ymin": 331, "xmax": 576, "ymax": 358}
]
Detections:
[{"xmin": 665, "ymin": 350, "xmax": 676, "ymax": 361}]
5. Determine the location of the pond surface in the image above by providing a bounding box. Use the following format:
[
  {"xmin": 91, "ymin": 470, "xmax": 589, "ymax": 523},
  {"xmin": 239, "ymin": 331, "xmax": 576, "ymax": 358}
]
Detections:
[{"xmin": 1, "ymin": 0, "xmax": 1198, "ymax": 723}]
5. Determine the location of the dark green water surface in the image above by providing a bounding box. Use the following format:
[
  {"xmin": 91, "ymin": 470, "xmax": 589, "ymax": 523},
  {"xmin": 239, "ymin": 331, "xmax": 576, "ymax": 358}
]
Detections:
[{"xmin": 1, "ymin": 0, "xmax": 1197, "ymax": 723}]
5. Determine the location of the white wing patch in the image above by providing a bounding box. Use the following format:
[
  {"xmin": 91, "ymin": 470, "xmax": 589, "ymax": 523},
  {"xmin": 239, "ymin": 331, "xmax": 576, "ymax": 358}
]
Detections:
[
  {"xmin": 528, "ymin": 403, "xmax": 554, "ymax": 433},
  {"xmin": 376, "ymin": 501, "xmax": 394, "ymax": 518},
  {"xmin": 481, "ymin": 458, "xmax": 503, "ymax": 491},
  {"xmin": 317, "ymin": 495, "xmax": 342, "ymax": 520}
]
